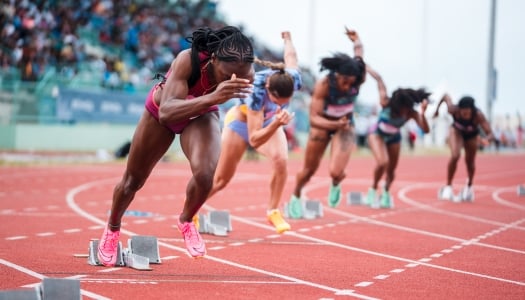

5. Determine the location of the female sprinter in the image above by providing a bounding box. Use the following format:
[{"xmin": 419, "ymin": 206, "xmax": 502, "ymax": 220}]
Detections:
[
  {"xmin": 365, "ymin": 66, "xmax": 430, "ymax": 208},
  {"xmin": 434, "ymin": 94, "xmax": 495, "ymax": 202},
  {"xmin": 206, "ymin": 31, "xmax": 301, "ymax": 233},
  {"xmin": 97, "ymin": 26, "xmax": 255, "ymax": 266},
  {"xmin": 288, "ymin": 27, "xmax": 366, "ymax": 218}
]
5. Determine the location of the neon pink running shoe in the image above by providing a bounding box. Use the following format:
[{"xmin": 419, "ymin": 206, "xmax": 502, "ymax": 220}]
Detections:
[
  {"xmin": 177, "ymin": 217, "xmax": 206, "ymax": 258},
  {"xmin": 97, "ymin": 226, "xmax": 120, "ymax": 266}
]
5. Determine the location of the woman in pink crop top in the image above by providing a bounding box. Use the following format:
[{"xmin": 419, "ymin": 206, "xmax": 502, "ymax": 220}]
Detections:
[{"xmin": 96, "ymin": 26, "xmax": 255, "ymax": 265}]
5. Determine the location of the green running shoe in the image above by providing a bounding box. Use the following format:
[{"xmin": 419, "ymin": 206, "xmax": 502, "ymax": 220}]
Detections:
[
  {"xmin": 366, "ymin": 188, "xmax": 378, "ymax": 208},
  {"xmin": 380, "ymin": 188, "xmax": 393, "ymax": 208},
  {"xmin": 328, "ymin": 184, "xmax": 341, "ymax": 208},
  {"xmin": 288, "ymin": 194, "xmax": 303, "ymax": 219}
]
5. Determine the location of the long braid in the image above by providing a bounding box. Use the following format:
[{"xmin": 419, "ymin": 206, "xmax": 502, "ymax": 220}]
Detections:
[
  {"xmin": 186, "ymin": 26, "xmax": 254, "ymax": 87},
  {"xmin": 254, "ymin": 57, "xmax": 295, "ymax": 98},
  {"xmin": 254, "ymin": 57, "xmax": 285, "ymax": 71}
]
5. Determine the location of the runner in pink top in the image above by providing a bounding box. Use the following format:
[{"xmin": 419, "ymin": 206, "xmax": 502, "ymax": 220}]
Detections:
[{"xmin": 97, "ymin": 26, "xmax": 255, "ymax": 265}]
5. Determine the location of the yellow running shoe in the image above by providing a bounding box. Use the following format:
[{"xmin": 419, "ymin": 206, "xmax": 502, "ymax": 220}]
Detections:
[
  {"xmin": 192, "ymin": 214, "xmax": 200, "ymax": 231},
  {"xmin": 267, "ymin": 209, "xmax": 291, "ymax": 234}
]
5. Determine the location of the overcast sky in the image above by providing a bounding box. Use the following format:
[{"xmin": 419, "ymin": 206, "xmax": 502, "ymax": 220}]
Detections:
[{"xmin": 217, "ymin": 0, "xmax": 524, "ymax": 120}]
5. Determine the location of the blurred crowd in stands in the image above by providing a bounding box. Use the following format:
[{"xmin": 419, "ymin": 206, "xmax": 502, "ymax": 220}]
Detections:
[{"xmin": 0, "ymin": 0, "xmax": 309, "ymax": 92}]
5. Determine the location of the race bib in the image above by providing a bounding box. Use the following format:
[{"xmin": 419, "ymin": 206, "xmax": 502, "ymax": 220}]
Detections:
[
  {"xmin": 325, "ymin": 103, "xmax": 354, "ymax": 118},
  {"xmin": 378, "ymin": 122, "xmax": 400, "ymax": 134}
]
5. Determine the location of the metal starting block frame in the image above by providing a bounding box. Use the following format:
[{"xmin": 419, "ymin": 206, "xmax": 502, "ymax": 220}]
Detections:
[
  {"xmin": 40, "ymin": 278, "xmax": 81, "ymax": 300},
  {"xmin": 518, "ymin": 185, "xmax": 525, "ymax": 197},
  {"xmin": 0, "ymin": 287, "xmax": 41, "ymax": 300},
  {"xmin": 0, "ymin": 278, "xmax": 82, "ymax": 300},
  {"xmin": 347, "ymin": 192, "xmax": 364, "ymax": 205},
  {"xmin": 198, "ymin": 210, "xmax": 232, "ymax": 236},
  {"xmin": 87, "ymin": 239, "xmax": 125, "ymax": 267},
  {"xmin": 87, "ymin": 235, "xmax": 161, "ymax": 270},
  {"xmin": 283, "ymin": 199, "xmax": 323, "ymax": 219}
]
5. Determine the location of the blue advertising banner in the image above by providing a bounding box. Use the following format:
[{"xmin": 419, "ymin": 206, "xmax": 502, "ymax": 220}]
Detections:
[{"xmin": 57, "ymin": 88, "xmax": 147, "ymax": 124}]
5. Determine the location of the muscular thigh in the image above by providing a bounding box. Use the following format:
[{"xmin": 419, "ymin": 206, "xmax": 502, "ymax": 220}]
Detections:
[
  {"xmin": 257, "ymin": 128, "xmax": 288, "ymax": 160},
  {"xmin": 303, "ymin": 127, "xmax": 331, "ymax": 167},
  {"xmin": 463, "ymin": 135, "xmax": 478, "ymax": 163},
  {"xmin": 127, "ymin": 110, "xmax": 175, "ymax": 177},
  {"xmin": 180, "ymin": 111, "xmax": 222, "ymax": 171},
  {"xmin": 329, "ymin": 127, "xmax": 355, "ymax": 169},
  {"xmin": 368, "ymin": 133, "xmax": 388, "ymax": 163},
  {"xmin": 448, "ymin": 127, "xmax": 464, "ymax": 156}
]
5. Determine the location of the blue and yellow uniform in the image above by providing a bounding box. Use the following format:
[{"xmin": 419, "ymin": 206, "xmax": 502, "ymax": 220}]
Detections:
[{"xmin": 224, "ymin": 68, "xmax": 302, "ymax": 142}]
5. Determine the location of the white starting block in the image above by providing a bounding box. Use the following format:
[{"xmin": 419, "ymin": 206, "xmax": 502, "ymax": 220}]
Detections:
[
  {"xmin": 0, "ymin": 278, "xmax": 81, "ymax": 300},
  {"xmin": 128, "ymin": 235, "xmax": 161, "ymax": 264},
  {"xmin": 197, "ymin": 210, "xmax": 231, "ymax": 236},
  {"xmin": 284, "ymin": 199, "xmax": 323, "ymax": 219},
  {"xmin": 0, "ymin": 287, "xmax": 41, "ymax": 300},
  {"xmin": 347, "ymin": 192, "xmax": 364, "ymax": 205},
  {"xmin": 87, "ymin": 239, "xmax": 125, "ymax": 267},
  {"xmin": 518, "ymin": 185, "xmax": 525, "ymax": 197},
  {"xmin": 40, "ymin": 278, "xmax": 81, "ymax": 300},
  {"xmin": 87, "ymin": 235, "xmax": 161, "ymax": 270}
]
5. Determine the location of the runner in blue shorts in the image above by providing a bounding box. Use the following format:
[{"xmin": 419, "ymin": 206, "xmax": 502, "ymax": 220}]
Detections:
[
  {"xmin": 205, "ymin": 31, "xmax": 302, "ymax": 233},
  {"xmin": 365, "ymin": 65, "xmax": 430, "ymax": 208}
]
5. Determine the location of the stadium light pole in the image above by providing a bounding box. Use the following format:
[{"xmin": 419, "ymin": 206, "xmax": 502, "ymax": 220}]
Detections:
[{"xmin": 486, "ymin": 0, "xmax": 497, "ymax": 124}]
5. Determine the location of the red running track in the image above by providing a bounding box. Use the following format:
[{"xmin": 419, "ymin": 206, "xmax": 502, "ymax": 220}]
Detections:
[{"xmin": 1, "ymin": 152, "xmax": 525, "ymax": 299}]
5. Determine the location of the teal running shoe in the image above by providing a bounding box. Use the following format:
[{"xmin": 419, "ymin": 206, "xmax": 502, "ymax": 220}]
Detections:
[
  {"xmin": 328, "ymin": 184, "xmax": 341, "ymax": 208},
  {"xmin": 366, "ymin": 188, "xmax": 379, "ymax": 208},
  {"xmin": 380, "ymin": 188, "xmax": 393, "ymax": 208},
  {"xmin": 288, "ymin": 194, "xmax": 303, "ymax": 219}
]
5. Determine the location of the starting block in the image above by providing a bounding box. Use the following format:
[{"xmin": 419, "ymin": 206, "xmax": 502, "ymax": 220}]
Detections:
[
  {"xmin": 0, "ymin": 278, "xmax": 81, "ymax": 300},
  {"xmin": 87, "ymin": 235, "xmax": 161, "ymax": 270},
  {"xmin": 0, "ymin": 287, "xmax": 41, "ymax": 300},
  {"xmin": 304, "ymin": 200, "xmax": 323, "ymax": 218},
  {"xmin": 87, "ymin": 239, "xmax": 125, "ymax": 266},
  {"xmin": 283, "ymin": 199, "xmax": 323, "ymax": 219},
  {"xmin": 518, "ymin": 185, "xmax": 525, "ymax": 196},
  {"xmin": 123, "ymin": 249, "xmax": 152, "ymax": 271},
  {"xmin": 127, "ymin": 235, "xmax": 161, "ymax": 264},
  {"xmin": 197, "ymin": 210, "xmax": 231, "ymax": 236},
  {"xmin": 40, "ymin": 278, "xmax": 80, "ymax": 300},
  {"xmin": 347, "ymin": 192, "xmax": 364, "ymax": 205}
]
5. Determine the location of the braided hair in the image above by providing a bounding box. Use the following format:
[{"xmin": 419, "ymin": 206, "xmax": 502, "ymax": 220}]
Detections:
[
  {"xmin": 319, "ymin": 52, "xmax": 366, "ymax": 86},
  {"xmin": 254, "ymin": 57, "xmax": 295, "ymax": 98},
  {"xmin": 186, "ymin": 26, "xmax": 254, "ymax": 87},
  {"xmin": 389, "ymin": 88, "xmax": 430, "ymax": 117}
]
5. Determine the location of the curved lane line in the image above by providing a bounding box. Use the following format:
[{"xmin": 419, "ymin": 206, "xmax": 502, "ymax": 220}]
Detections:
[{"xmin": 65, "ymin": 177, "xmax": 379, "ymax": 300}]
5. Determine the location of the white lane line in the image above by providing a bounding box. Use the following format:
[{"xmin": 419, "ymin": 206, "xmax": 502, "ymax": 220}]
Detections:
[
  {"xmin": 390, "ymin": 269, "xmax": 405, "ymax": 273},
  {"xmin": 36, "ymin": 232, "xmax": 56, "ymax": 237},
  {"xmin": 0, "ymin": 258, "xmax": 110, "ymax": 300},
  {"xmin": 66, "ymin": 177, "xmax": 380, "ymax": 300},
  {"xmin": 222, "ymin": 212, "xmax": 525, "ymax": 287},
  {"xmin": 355, "ymin": 282, "xmax": 374, "ymax": 287},
  {"xmin": 229, "ymin": 242, "xmax": 245, "ymax": 247},
  {"xmin": 5, "ymin": 236, "xmax": 27, "ymax": 240},
  {"xmin": 493, "ymin": 187, "xmax": 525, "ymax": 211},
  {"xmin": 98, "ymin": 267, "xmax": 121, "ymax": 273},
  {"xmin": 325, "ymin": 206, "xmax": 525, "ymax": 255},
  {"xmin": 397, "ymin": 183, "xmax": 525, "ymax": 230},
  {"xmin": 302, "ymin": 177, "xmax": 525, "ymax": 255}
]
